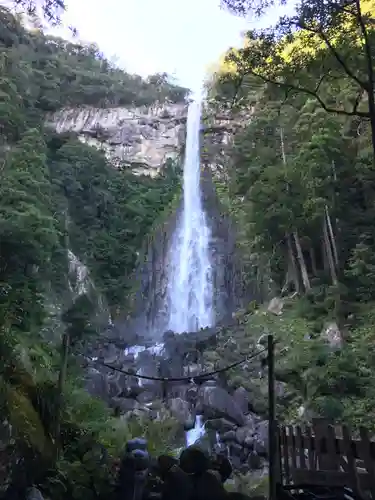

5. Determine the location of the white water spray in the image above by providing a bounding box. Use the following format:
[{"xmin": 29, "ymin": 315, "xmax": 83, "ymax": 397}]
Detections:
[{"xmin": 167, "ymin": 100, "xmax": 214, "ymax": 334}]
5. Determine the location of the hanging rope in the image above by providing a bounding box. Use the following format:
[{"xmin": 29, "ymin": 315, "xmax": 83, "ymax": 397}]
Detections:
[{"xmin": 88, "ymin": 346, "xmax": 267, "ymax": 383}]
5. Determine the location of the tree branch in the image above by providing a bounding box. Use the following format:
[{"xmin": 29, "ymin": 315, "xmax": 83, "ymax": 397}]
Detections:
[
  {"xmin": 298, "ymin": 21, "xmax": 367, "ymax": 90},
  {"xmin": 239, "ymin": 68, "xmax": 370, "ymax": 118},
  {"xmin": 314, "ymin": 72, "xmax": 329, "ymax": 93}
]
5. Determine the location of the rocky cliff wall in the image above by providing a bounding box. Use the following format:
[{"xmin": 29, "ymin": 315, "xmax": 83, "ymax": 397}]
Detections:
[
  {"xmin": 46, "ymin": 102, "xmax": 188, "ymax": 176},
  {"xmin": 201, "ymin": 106, "xmax": 250, "ymax": 179}
]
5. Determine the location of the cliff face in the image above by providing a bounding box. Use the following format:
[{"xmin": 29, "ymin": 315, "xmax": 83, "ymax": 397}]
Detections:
[
  {"xmin": 46, "ymin": 102, "xmax": 188, "ymax": 176},
  {"xmin": 45, "ymin": 100, "xmax": 248, "ymax": 341},
  {"xmin": 201, "ymin": 106, "xmax": 249, "ymax": 179}
]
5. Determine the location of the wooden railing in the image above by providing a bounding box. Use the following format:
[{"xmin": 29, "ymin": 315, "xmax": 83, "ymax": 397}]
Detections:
[{"xmin": 277, "ymin": 418, "xmax": 375, "ymax": 498}]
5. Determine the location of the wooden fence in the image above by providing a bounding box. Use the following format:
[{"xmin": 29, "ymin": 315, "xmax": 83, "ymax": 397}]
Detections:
[{"xmin": 277, "ymin": 419, "xmax": 375, "ymax": 499}]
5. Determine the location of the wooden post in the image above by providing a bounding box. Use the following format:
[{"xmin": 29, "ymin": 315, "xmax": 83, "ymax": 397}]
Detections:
[{"xmin": 268, "ymin": 334, "xmax": 276, "ymax": 500}]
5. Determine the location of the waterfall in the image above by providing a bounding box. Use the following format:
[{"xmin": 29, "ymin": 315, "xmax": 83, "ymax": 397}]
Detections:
[
  {"xmin": 123, "ymin": 100, "xmax": 214, "ymax": 448},
  {"xmin": 166, "ymin": 99, "xmax": 214, "ymax": 447},
  {"xmin": 167, "ymin": 100, "xmax": 214, "ymax": 333},
  {"xmin": 68, "ymin": 249, "xmax": 92, "ymax": 297},
  {"xmin": 186, "ymin": 415, "xmax": 205, "ymax": 447}
]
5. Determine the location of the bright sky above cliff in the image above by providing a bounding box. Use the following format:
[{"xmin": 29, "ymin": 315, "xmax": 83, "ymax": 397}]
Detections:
[
  {"xmin": 50, "ymin": 0, "xmax": 290, "ymax": 91},
  {"xmin": 2, "ymin": 0, "xmax": 293, "ymax": 90}
]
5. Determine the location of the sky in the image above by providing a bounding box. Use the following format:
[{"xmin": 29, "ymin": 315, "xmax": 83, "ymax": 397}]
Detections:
[
  {"xmin": 1, "ymin": 0, "xmax": 292, "ymax": 90},
  {"xmin": 48, "ymin": 0, "xmax": 289, "ymax": 91}
]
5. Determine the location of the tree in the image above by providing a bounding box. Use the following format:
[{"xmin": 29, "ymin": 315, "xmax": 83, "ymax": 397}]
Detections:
[
  {"xmin": 11, "ymin": 0, "xmax": 65, "ymax": 25},
  {"xmin": 220, "ymin": 0, "xmax": 375, "ymax": 160},
  {"xmin": 0, "ymin": 129, "xmax": 60, "ymax": 334}
]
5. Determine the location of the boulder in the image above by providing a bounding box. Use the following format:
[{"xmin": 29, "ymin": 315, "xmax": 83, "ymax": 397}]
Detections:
[
  {"xmin": 232, "ymin": 387, "xmax": 249, "ymax": 414},
  {"xmin": 320, "ymin": 321, "xmax": 343, "ymax": 349},
  {"xmin": 205, "ymin": 418, "xmax": 236, "ymax": 434},
  {"xmin": 169, "ymin": 398, "xmax": 195, "ymax": 429},
  {"xmin": 267, "ymin": 297, "xmax": 283, "ymax": 316},
  {"xmin": 197, "ymin": 384, "xmax": 246, "ymax": 426},
  {"xmin": 253, "ymin": 420, "xmax": 268, "ymax": 456},
  {"xmin": 235, "ymin": 423, "xmax": 256, "ymax": 446}
]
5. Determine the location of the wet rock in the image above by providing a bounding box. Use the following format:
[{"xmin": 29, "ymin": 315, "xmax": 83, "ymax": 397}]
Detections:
[
  {"xmin": 235, "ymin": 424, "xmax": 255, "ymax": 446},
  {"xmin": 136, "ymin": 391, "xmax": 155, "ymax": 405},
  {"xmin": 197, "ymin": 384, "xmax": 245, "ymax": 425},
  {"xmin": 206, "ymin": 418, "xmax": 236, "ymax": 433},
  {"xmin": 221, "ymin": 430, "xmax": 236, "ymax": 442},
  {"xmin": 169, "ymin": 398, "xmax": 195, "ymax": 428}
]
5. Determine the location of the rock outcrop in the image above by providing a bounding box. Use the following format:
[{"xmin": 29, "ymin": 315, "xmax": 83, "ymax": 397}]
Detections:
[
  {"xmin": 200, "ymin": 107, "xmax": 250, "ymax": 180},
  {"xmin": 46, "ymin": 102, "xmax": 188, "ymax": 176}
]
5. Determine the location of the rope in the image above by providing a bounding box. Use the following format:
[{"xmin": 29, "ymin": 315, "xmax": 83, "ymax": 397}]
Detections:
[{"xmin": 88, "ymin": 347, "xmax": 267, "ymax": 383}]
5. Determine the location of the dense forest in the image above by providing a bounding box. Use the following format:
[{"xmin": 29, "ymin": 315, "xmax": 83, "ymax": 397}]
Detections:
[
  {"xmin": 204, "ymin": 0, "xmax": 375, "ymax": 428},
  {"xmin": 0, "ymin": 6, "xmax": 187, "ymax": 499}
]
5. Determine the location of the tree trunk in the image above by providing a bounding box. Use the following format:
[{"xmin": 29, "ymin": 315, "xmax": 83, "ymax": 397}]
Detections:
[
  {"xmin": 325, "ymin": 205, "xmax": 339, "ymax": 267},
  {"xmin": 293, "ymin": 231, "xmax": 311, "ymax": 291},
  {"xmin": 309, "ymin": 246, "xmax": 318, "ymax": 276},
  {"xmin": 286, "ymin": 234, "xmax": 300, "ymax": 293},
  {"xmin": 323, "ymin": 215, "xmax": 338, "ymax": 286},
  {"xmin": 280, "ymin": 128, "xmax": 302, "ymax": 293}
]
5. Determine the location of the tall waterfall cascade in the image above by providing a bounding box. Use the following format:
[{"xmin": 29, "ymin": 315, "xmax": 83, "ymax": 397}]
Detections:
[
  {"xmin": 167, "ymin": 99, "xmax": 214, "ymax": 446},
  {"xmin": 167, "ymin": 100, "xmax": 214, "ymax": 334},
  {"xmin": 124, "ymin": 100, "xmax": 215, "ymax": 447}
]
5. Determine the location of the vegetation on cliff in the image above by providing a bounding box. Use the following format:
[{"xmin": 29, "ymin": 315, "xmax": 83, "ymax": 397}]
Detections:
[
  {"xmin": 0, "ymin": 7, "xmax": 184, "ymax": 498},
  {"xmin": 205, "ymin": 0, "xmax": 375, "ymax": 431}
]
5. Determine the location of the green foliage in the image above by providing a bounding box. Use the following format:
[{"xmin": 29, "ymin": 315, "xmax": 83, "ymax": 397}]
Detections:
[
  {"xmin": 0, "ymin": 6, "xmax": 185, "ymax": 497},
  {"xmin": 48, "ymin": 136, "xmax": 180, "ymax": 309},
  {"xmin": 0, "ymin": 5, "xmax": 187, "ymax": 139},
  {"xmin": 206, "ymin": 4, "xmax": 375, "ymax": 432}
]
